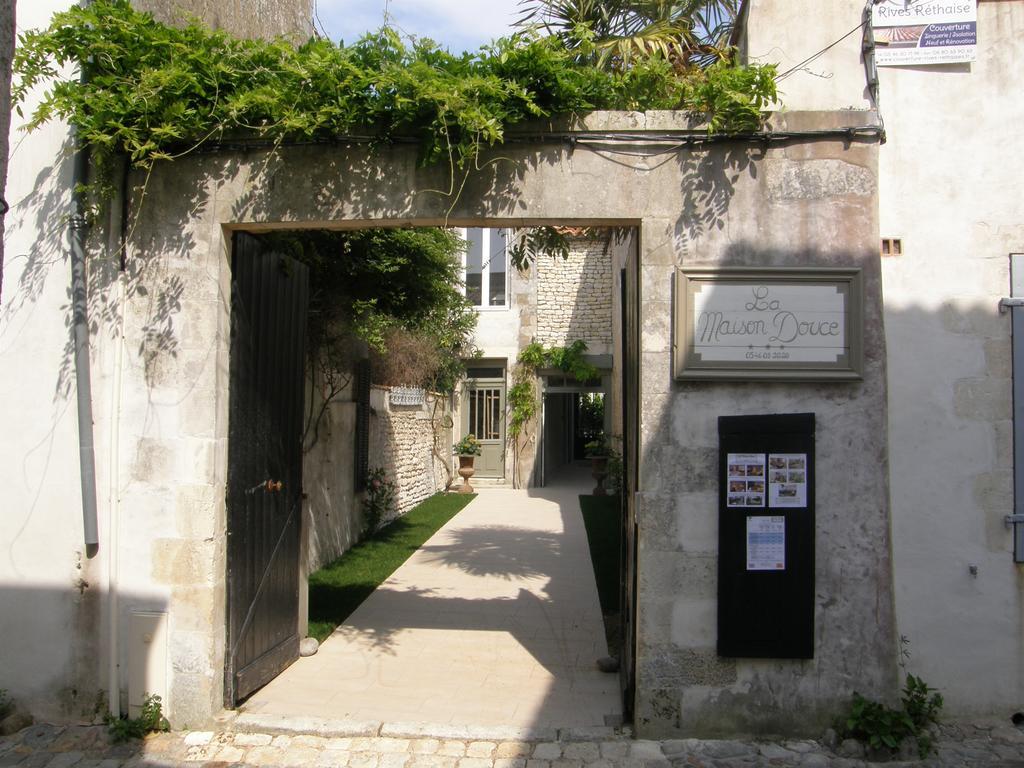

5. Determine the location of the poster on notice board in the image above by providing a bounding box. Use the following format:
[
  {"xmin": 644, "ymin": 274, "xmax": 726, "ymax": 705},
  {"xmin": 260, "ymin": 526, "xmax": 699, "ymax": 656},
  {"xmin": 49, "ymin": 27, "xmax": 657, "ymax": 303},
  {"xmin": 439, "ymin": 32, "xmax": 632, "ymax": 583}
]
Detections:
[
  {"xmin": 726, "ymin": 453, "xmax": 766, "ymax": 509},
  {"xmin": 873, "ymin": 0, "xmax": 976, "ymax": 66},
  {"xmin": 768, "ymin": 453, "xmax": 808, "ymax": 508},
  {"xmin": 746, "ymin": 516, "xmax": 786, "ymax": 571}
]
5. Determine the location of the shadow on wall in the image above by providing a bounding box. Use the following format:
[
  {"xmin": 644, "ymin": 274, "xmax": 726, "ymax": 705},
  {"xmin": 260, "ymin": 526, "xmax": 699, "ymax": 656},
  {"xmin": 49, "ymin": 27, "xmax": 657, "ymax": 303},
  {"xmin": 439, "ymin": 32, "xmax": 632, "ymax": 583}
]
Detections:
[
  {"xmin": 675, "ymin": 144, "xmax": 760, "ymax": 250},
  {"xmin": 0, "ymin": 146, "xmax": 218, "ymax": 402},
  {"xmin": 0, "ymin": 584, "xmax": 170, "ymax": 726},
  {"xmin": 2, "ymin": 126, "xmax": 565, "ymax": 410},
  {"xmin": 633, "ymin": 238, "xmax": 901, "ymax": 738},
  {"xmin": 303, "ymin": 393, "xmax": 359, "ymax": 573},
  {"xmin": 633, "ymin": 295, "xmax": 1012, "ymax": 736},
  {"xmin": 225, "ymin": 138, "xmax": 558, "ymax": 227}
]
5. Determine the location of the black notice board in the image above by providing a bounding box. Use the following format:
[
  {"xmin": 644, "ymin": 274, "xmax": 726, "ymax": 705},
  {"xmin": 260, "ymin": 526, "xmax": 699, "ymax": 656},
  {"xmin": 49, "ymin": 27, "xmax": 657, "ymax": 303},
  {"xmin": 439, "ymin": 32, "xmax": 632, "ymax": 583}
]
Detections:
[{"xmin": 718, "ymin": 413, "xmax": 815, "ymax": 659}]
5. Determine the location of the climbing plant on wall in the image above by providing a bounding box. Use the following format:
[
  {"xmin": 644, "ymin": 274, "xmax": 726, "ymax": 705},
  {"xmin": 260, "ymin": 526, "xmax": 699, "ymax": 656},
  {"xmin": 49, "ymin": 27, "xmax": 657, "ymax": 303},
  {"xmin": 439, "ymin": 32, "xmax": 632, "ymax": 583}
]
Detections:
[
  {"xmin": 507, "ymin": 340, "xmax": 599, "ymax": 486},
  {"xmin": 261, "ymin": 227, "xmax": 476, "ymax": 453},
  {"xmin": 13, "ymin": 0, "xmax": 778, "ymax": 206}
]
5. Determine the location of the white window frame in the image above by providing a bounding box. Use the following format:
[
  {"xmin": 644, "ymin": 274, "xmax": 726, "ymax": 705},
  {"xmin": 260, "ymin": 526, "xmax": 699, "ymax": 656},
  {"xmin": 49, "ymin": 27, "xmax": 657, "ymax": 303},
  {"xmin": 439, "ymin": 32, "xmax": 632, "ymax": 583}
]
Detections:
[{"xmin": 459, "ymin": 227, "xmax": 509, "ymax": 311}]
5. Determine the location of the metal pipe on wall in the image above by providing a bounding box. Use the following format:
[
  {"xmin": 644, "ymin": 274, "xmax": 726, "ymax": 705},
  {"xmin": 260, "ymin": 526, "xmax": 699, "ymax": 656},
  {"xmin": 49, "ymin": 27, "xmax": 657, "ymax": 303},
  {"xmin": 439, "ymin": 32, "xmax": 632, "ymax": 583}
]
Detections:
[{"xmin": 71, "ymin": 131, "xmax": 98, "ymax": 557}]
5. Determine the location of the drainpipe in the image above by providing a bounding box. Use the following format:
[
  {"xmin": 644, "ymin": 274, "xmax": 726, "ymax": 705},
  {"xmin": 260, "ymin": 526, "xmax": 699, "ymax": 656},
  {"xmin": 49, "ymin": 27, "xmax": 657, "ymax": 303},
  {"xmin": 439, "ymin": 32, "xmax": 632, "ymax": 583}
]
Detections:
[
  {"xmin": 71, "ymin": 0, "xmax": 98, "ymax": 558},
  {"xmin": 71, "ymin": 131, "xmax": 98, "ymax": 558}
]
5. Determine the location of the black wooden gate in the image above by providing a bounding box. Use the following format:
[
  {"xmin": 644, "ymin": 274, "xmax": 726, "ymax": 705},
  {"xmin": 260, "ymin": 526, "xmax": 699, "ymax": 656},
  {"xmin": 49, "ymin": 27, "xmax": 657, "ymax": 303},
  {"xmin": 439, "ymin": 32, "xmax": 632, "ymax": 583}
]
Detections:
[
  {"xmin": 618, "ymin": 242, "xmax": 640, "ymax": 719},
  {"xmin": 225, "ymin": 232, "xmax": 309, "ymax": 705}
]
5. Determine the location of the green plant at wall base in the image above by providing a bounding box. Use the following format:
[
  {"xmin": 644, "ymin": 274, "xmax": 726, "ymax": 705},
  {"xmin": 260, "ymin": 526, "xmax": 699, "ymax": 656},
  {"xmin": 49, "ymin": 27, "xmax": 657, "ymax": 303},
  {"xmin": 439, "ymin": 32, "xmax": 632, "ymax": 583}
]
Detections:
[
  {"xmin": 362, "ymin": 467, "xmax": 396, "ymax": 535},
  {"xmin": 105, "ymin": 694, "xmax": 169, "ymax": 742},
  {"xmin": 838, "ymin": 674, "xmax": 943, "ymax": 759},
  {"xmin": 901, "ymin": 674, "xmax": 944, "ymax": 756},
  {"xmin": 0, "ymin": 689, "xmax": 12, "ymax": 720},
  {"xmin": 605, "ymin": 447, "xmax": 624, "ymax": 494},
  {"xmin": 13, "ymin": 0, "xmax": 778, "ymax": 205}
]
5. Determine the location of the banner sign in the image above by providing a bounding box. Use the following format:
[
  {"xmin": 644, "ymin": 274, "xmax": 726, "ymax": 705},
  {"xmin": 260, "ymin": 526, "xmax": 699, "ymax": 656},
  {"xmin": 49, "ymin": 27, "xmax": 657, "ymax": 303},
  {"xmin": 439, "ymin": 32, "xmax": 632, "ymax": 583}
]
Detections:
[
  {"xmin": 873, "ymin": 0, "xmax": 976, "ymax": 66},
  {"xmin": 674, "ymin": 268, "xmax": 863, "ymax": 381}
]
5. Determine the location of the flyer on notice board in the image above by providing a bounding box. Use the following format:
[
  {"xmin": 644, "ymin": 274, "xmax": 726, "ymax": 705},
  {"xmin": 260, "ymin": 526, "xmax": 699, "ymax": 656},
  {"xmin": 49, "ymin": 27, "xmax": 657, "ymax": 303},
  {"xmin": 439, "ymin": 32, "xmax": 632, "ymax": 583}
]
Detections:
[
  {"xmin": 726, "ymin": 453, "xmax": 766, "ymax": 508},
  {"xmin": 768, "ymin": 453, "xmax": 807, "ymax": 508},
  {"xmin": 747, "ymin": 515, "xmax": 786, "ymax": 571}
]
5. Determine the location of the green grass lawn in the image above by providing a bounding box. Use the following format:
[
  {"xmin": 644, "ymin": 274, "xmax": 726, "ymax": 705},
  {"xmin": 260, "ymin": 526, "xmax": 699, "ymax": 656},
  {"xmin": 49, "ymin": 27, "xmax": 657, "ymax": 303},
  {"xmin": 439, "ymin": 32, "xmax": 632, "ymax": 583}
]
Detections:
[
  {"xmin": 578, "ymin": 494, "xmax": 622, "ymax": 620},
  {"xmin": 308, "ymin": 492, "xmax": 476, "ymax": 643}
]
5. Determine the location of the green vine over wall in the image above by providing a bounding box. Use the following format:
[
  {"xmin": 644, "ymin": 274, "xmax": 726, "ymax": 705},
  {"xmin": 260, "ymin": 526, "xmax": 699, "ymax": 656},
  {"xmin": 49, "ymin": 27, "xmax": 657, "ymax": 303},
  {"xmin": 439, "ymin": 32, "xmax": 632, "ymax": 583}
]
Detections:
[
  {"xmin": 508, "ymin": 340, "xmax": 598, "ymax": 485},
  {"xmin": 14, "ymin": 0, "xmax": 778, "ymax": 199}
]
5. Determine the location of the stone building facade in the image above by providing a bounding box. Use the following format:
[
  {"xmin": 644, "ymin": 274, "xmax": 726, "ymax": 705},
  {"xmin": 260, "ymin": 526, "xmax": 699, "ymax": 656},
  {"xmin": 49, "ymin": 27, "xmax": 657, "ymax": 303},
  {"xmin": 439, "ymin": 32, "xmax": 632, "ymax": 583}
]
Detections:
[
  {"xmin": 741, "ymin": 0, "xmax": 1024, "ymax": 720},
  {"xmin": 535, "ymin": 239, "xmax": 614, "ymax": 349},
  {"xmin": 466, "ymin": 232, "xmax": 626, "ymax": 488},
  {"xmin": 2, "ymin": 0, "xmax": 1020, "ymax": 741}
]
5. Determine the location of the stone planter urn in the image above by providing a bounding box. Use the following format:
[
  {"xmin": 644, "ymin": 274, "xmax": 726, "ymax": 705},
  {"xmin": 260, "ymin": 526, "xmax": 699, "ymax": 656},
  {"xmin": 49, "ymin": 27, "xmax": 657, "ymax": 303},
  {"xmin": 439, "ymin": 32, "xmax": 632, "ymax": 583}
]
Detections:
[
  {"xmin": 590, "ymin": 456, "xmax": 609, "ymax": 496},
  {"xmin": 457, "ymin": 454, "xmax": 476, "ymax": 493}
]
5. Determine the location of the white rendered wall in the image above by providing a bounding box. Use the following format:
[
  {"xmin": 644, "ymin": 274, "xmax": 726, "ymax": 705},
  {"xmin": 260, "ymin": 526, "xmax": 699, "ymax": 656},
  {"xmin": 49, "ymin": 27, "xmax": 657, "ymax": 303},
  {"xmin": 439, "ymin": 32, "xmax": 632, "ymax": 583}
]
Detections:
[
  {"xmin": 746, "ymin": 0, "xmax": 1024, "ymax": 715},
  {"xmin": 0, "ymin": 0, "xmax": 116, "ymax": 722},
  {"xmin": 878, "ymin": 2, "xmax": 1024, "ymax": 715},
  {"xmin": 471, "ymin": 301, "xmax": 520, "ymax": 363},
  {"xmin": 1, "ymin": 0, "xmax": 315, "ymax": 726}
]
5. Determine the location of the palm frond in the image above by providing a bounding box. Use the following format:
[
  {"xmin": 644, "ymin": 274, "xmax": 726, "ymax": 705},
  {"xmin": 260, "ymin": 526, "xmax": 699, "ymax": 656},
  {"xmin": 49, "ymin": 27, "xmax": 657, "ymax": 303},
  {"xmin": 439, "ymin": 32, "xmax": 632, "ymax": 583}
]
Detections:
[{"xmin": 516, "ymin": 0, "xmax": 739, "ymax": 70}]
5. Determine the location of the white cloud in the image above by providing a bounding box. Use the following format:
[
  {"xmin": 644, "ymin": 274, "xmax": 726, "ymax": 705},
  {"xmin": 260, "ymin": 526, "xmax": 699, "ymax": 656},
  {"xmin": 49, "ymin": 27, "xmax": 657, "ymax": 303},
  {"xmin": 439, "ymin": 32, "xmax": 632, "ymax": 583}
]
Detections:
[{"xmin": 315, "ymin": 0, "xmax": 525, "ymax": 51}]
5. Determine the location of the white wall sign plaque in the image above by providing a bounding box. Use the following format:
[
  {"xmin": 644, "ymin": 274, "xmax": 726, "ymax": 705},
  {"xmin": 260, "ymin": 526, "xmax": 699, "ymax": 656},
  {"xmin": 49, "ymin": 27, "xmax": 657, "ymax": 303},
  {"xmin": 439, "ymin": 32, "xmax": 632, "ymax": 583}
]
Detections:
[
  {"xmin": 872, "ymin": 0, "xmax": 976, "ymax": 67},
  {"xmin": 674, "ymin": 268, "xmax": 863, "ymax": 381}
]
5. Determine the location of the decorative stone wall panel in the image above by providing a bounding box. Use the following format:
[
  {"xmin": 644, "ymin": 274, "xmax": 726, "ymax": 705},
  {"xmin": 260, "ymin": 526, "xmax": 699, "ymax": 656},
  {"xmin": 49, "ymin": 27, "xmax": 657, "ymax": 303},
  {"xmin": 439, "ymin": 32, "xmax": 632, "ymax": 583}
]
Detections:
[
  {"xmin": 370, "ymin": 387, "xmax": 453, "ymax": 518},
  {"xmin": 536, "ymin": 239, "xmax": 613, "ymax": 349}
]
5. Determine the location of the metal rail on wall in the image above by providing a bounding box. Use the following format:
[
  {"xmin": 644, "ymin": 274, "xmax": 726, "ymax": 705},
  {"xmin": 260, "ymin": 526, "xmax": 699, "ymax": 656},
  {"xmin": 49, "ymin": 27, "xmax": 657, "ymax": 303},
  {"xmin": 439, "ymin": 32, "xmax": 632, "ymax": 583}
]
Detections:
[{"xmin": 1000, "ymin": 256, "xmax": 1024, "ymax": 563}]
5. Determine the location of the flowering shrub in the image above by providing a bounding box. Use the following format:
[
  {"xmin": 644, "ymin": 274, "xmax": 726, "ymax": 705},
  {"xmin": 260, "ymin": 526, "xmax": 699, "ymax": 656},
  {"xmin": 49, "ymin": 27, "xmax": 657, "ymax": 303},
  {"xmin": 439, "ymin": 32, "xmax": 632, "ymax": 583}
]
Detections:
[{"xmin": 362, "ymin": 467, "xmax": 396, "ymax": 534}]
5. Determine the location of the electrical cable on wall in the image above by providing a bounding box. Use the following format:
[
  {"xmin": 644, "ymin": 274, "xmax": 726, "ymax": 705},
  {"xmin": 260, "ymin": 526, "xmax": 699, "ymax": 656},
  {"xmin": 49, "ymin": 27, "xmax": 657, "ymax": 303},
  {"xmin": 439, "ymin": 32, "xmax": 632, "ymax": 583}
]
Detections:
[
  {"xmin": 774, "ymin": 21, "xmax": 866, "ymax": 83},
  {"xmin": 312, "ymin": 0, "xmax": 329, "ymax": 39},
  {"xmin": 862, "ymin": 0, "xmax": 887, "ymax": 142}
]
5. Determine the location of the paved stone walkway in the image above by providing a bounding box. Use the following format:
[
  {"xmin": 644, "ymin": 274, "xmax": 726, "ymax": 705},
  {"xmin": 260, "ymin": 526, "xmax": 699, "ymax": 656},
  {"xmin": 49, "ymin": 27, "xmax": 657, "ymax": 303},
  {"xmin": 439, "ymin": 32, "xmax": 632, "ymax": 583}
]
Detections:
[
  {"xmin": 245, "ymin": 471, "xmax": 619, "ymax": 728},
  {"xmin": 2, "ymin": 719, "xmax": 1024, "ymax": 768}
]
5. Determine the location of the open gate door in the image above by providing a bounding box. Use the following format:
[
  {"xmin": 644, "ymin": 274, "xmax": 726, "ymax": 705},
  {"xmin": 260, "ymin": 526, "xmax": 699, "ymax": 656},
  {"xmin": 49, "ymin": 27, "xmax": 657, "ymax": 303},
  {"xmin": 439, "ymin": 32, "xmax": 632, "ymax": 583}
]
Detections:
[
  {"xmin": 618, "ymin": 242, "xmax": 640, "ymax": 720},
  {"xmin": 226, "ymin": 232, "xmax": 309, "ymax": 705}
]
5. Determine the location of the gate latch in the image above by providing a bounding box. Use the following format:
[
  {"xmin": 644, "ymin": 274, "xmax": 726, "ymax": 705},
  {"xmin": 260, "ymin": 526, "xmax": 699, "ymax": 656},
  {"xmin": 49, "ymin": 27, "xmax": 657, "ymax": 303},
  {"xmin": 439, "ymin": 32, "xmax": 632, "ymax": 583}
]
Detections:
[{"xmin": 246, "ymin": 479, "xmax": 284, "ymax": 494}]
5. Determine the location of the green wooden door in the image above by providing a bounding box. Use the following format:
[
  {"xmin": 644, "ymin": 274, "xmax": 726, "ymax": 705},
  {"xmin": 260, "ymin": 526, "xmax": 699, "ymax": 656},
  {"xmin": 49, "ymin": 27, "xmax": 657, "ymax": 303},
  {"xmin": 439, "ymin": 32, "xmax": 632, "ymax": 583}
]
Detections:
[{"xmin": 462, "ymin": 376, "xmax": 506, "ymax": 477}]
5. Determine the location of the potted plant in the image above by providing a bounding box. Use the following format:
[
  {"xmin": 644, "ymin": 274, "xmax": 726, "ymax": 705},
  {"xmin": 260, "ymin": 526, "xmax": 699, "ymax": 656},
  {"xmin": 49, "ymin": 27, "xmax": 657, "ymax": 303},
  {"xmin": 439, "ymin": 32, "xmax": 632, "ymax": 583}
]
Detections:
[
  {"xmin": 453, "ymin": 433, "xmax": 482, "ymax": 493},
  {"xmin": 585, "ymin": 436, "xmax": 610, "ymax": 496}
]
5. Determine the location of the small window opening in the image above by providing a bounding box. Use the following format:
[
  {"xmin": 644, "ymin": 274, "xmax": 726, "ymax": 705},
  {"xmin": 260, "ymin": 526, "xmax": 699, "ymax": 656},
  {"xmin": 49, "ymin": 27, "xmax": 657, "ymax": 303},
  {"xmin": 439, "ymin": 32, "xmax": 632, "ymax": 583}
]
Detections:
[{"xmin": 881, "ymin": 238, "xmax": 903, "ymax": 257}]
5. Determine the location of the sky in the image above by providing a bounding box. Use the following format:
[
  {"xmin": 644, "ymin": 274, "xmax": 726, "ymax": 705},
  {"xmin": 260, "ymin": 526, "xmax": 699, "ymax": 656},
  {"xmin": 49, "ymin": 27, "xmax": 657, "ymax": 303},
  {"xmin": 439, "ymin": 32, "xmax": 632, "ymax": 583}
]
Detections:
[{"xmin": 313, "ymin": 0, "xmax": 526, "ymax": 52}]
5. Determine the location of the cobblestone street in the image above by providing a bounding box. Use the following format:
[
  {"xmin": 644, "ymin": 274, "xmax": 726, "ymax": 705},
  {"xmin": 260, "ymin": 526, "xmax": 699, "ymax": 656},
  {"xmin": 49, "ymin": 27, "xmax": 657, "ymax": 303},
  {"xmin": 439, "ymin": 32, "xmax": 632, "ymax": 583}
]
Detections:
[{"xmin": 3, "ymin": 718, "xmax": 1024, "ymax": 768}]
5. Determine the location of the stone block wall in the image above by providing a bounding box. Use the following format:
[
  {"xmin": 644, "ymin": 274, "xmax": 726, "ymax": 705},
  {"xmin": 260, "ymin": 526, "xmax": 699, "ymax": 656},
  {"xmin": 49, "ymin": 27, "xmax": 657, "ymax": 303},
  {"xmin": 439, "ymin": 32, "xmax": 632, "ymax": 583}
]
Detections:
[
  {"xmin": 133, "ymin": 0, "xmax": 313, "ymax": 41},
  {"xmin": 2, "ymin": 109, "xmax": 905, "ymax": 730},
  {"xmin": 536, "ymin": 238, "xmax": 613, "ymax": 352},
  {"xmin": 369, "ymin": 387, "xmax": 453, "ymax": 517}
]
